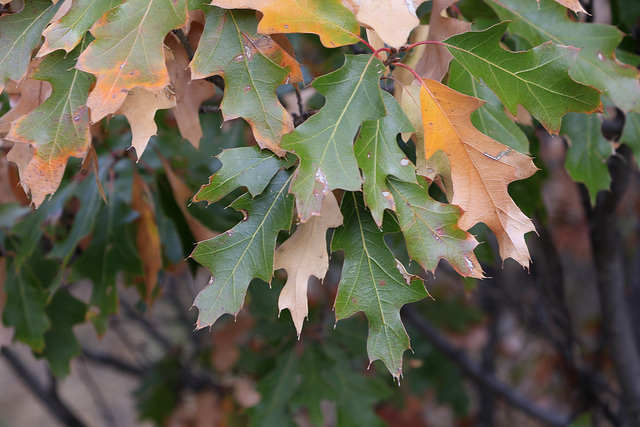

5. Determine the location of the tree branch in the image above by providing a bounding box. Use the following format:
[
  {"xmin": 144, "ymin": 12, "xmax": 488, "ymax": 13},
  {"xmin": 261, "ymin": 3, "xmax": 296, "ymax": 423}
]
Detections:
[
  {"xmin": 402, "ymin": 306, "xmax": 572, "ymax": 427},
  {"xmin": 1, "ymin": 347, "xmax": 87, "ymax": 427},
  {"xmin": 589, "ymin": 144, "xmax": 640, "ymax": 426}
]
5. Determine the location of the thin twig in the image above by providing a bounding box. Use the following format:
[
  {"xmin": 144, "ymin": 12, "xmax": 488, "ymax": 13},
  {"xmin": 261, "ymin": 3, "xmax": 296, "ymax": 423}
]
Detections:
[
  {"xmin": 403, "ymin": 306, "xmax": 572, "ymax": 427},
  {"xmin": 172, "ymin": 29, "xmax": 195, "ymax": 61},
  {"xmin": 77, "ymin": 358, "xmax": 119, "ymax": 426},
  {"xmin": 81, "ymin": 348, "xmax": 145, "ymax": 377},
  {"xmin": 1, "ymin": 347, "xmax": 87, "ymax": 427}
]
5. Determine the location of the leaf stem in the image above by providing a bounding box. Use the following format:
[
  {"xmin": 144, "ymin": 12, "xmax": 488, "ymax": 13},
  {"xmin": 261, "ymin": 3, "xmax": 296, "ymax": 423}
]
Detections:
[{"xmin": 400, "ymin": 40, "xmax": 447, "ymax": 52}]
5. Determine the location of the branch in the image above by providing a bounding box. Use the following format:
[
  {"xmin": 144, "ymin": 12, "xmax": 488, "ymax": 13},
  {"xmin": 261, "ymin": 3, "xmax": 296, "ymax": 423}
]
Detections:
[
  {"xmin": 81, "ymin": 348, "xmax": 145, "ymax": 377},
  {"xmin": 1, "ymin": 347, "xmax": 87, "ymax": 427},
  {"xmin": 402, "ymin": 306, "xmax": 572, "ymax": 427},
  {"xmin": 589, "ymin": 144, "xmax": 640, "ymax": 426}
]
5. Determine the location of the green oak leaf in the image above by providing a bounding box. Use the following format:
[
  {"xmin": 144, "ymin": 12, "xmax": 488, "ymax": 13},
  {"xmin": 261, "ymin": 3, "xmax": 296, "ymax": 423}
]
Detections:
[
  {"xmin": 42, "ymin": 291, "xmax": 87, "ymax": 377},
  {"xmin": 444, "ymin": 22, "xmax": 602, "ymax": 133},
  {"xmin": 621, "ymin": 112, "xmax": 640, "ymax": 163},
  {"xmin": 387, "ymin": 177, "xmax": 483, "ymax": 278},
  {"xmin": 354, "ymin": 91, "xmax": 416, "ymax": 226},
  {"xmin": 38, "ymin": 0, "xmax": 121, "ymax": 57},
  {"xmin": 193, "ymin": 146, "xmax": 294, "ymax": 205},
  {"xmin": 0, "ymin": 0, "xmax": 62, "ymax": 92},
  {"xmin": 561, "ymin": 113, "xmax": 613, "ymax": 204},
  {"xmin": 190, "ymin": 7, "xmax": 302, "ymax": 156},
  {"xmin": 191, "ymin": 169, "xmax": 294, "ymax": 328},
  {"xmin": 331, "ymin": 192, "xmax": 430, "ymax": 380},
  {"xmin": 2, "ymin": 257, "xmax": 54, "ymax": 350},
  {"xmin": 281, "ymin": 55, "xmax": 386, "ymax": 221},
  {"xmin": 6, "ymin": 39, "xmax": 95, "ymax": 207},
  {"xmin": 448, "ymin": 60, "xmax": 529, "ymax": 154},
  {"xmin": 486, "ymin": 0, "xmax": 640, "ymax": 114},
  {"xmin": 71, "ymin": 175, "xmax": 142, "ymax": 335},
  {"xmin": 292, "ymin": 343, "xmax": 389, "ymax": 427}
]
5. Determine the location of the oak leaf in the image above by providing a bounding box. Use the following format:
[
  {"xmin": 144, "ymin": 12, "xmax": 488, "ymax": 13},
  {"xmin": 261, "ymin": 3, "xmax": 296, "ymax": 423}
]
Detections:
[
  {"xmin": 132, "ymin": 170, "xmax": 162, "ymax": 304},
  {"xmin": 208, "ymin": 0, "xmax": 360, "ymax": 47},
  {"xmin": 115, "ymin": 87, "xmax": 177, "ymax": 158},
  {"xmin": 166, "ymin": 26, "xmax": 217, "ymax": 149},
  {"xmin": 346, "ymin": 0, "xmax": 426, "ymax": 49},
  {"xmin": 76, "ymin": 0, "xmax": 188, "ymax": 122},
  {"xmin": 281, "ymin": 55, "xmax": 386, "ymax": 221},
  {"xmin": 0, "ymin": 78, "xmax": 51, "ymax": 136},
  {"xmin": 191, "ymin": 169, "xmax": 294, "ymax": 329},
  {"xmin": 354, "ymin": 90, "xmax": 416, "ymax": 226},
  {"xmin": 332, "ymin": 192, "xmax": 430, "ymax": 380},
  {"xmin": 444, "ymin": 22, "xmax": 602, "ymax": 133},
  {"xmin": 274, "ymin": 191, "xmax": 343, "ymax": 336},
  {"xmin": 488, "ymin": 0, "xmax": 640, "ymax": 114},
  {"xmin": 414, "ymin": 0, "xmax": 471, "ymax": 82},
  {"xmin": 5, "ymin": 44, "xmax": 95, "ymax": 207},
  {"xmin": 37, "ymin": 0, "xmax": 121, "ymax": 57},
  {"xmin": 420, "ymin": 79, "xmax": 538, "ymax": 266},
  {"xmin": 0, "ymin": 0, "xmax": 62, "ymax": 93},
  {"xmin": 190, "ymin": 7, "xmax": 302, "ymax": 156}
]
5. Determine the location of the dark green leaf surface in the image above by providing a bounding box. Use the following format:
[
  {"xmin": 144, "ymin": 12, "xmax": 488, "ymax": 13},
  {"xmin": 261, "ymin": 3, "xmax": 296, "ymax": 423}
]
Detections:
[
  {"xmin": 561, "ymin": 113, "xmax": 612, "ymax": 204},
  {"xmin": 293, "ymin": 343, "xmax": 389, "ymax": 427},
  {"xmin": 387, "ymin": 177, "xmax": 482, "ymax": 278},
  {"xmin": 332, "ymin": 192, "xmax": 430, "ymax": 379},
  {"xmin": 248, "ymin": 347, "xmax": 298, "ymax": 427},
  {"xmin": 448, "ymin": 60, "xmax": 529, "ymax": 154},
  {"xmin": 2, "ymin": 257, "xmax": 53, "ymax": 350},
  {"xmin": 0, "ymin": 0, "xmax": 61, "ymax": 92},
  {"xmin": 281, "ymin": 55, "xmax": 386, "ymax": 221},
  {"xmin": 42, "ymin": 291, "xmax": 87, "ymax": 377},
  {"xmin": 6, "ymin": 39, "xmax": 95, "ymax": 207},
  {"xmin": 190, "ymin": 7, "xmax": 300, "ymax": 155},
  {"xmin": 354, "ymin": 91, "xmax": 416, "ymax": 226},
  {"xmin": 191, "ymin": 169, "xmax": 294, "ymax": 328},
  {"xmin": 38, "ymin": 0, "xmax": 121, "ymax": 56},
  {"xmin": 445, "ymin": 22, "xmax": 602, "ymax": 133},
  {"xmin": 193, "ymin": 146, "xmax": 294, "ymax": 204},
  {"xmin": 487, "ymin": 0, "xmax": 640, "ymax": 114}
]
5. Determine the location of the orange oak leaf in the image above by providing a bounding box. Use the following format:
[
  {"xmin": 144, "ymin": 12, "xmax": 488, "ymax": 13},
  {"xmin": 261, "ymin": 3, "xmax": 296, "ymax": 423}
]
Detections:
[
  {"xmin": 208, "ymin": 0, "xmax": 360, "ymax": 47},
  {"xmin": 115, "ymin": 87, "xmax": 176, "ymax": 158},
  {"xmin": 165, "ymin": 27, "xmax": 217, "ymax": 148},
  {"xmin": 76, "ymin": 0, "xmax": 188, "ymax": 122},
  {"xmin": 420, "ymin": 79, "xmax": 538, "ymax": 266},
  {"xmin": 414, "ymin": 0, "xmax": 470, "ymax": 82},
  {"xmin": 274, "ymin": 191, "xmax": 343, "ymax": 336},
  {"xmin": 131, "ymin": 169, "xmax": 162, "ymax": 304}
]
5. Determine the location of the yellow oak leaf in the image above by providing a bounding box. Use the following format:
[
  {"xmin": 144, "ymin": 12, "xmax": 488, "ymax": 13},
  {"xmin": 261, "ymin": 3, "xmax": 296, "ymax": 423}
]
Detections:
[
  {"xmin": 208, "ymin": 0, "xmax": 360, "ymax": 47},
  {"xmin": 132, "ymin": 169, "xmax": 162, "ymax": 304},
  {"xmin": 274, "ymin": 192, "xmax": 343, "ymax": 336},
  {"xmin": 116, "ymin": 87, "xmax": 176, "ymax": 158},
  {"xmin": 420, "ymin": 79, "xmax": 538, "ymax": 267}
]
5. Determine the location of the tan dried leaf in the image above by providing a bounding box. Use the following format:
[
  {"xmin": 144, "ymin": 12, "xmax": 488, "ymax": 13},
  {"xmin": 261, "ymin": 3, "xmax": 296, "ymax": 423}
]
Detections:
[
  {"xmin": 414, "ymin": 0, "xmax": 471, "ymax": 81},
  {"xmin": 116, "ymin": 86, "xmax": 176, "ymax": 158},
  {"xmin": 166, "ymin": 26, "xmax": 217, "ymax": 148},
  {"xmin": 274, "ymin": 191, "xmax": 343, "ymax": 336},
  {"xmin": 0, "ymin": 79, "xmax": 51, "ymax": 136},
  {"xmin": 159, "ymin": 155, "xmax": 217, "ymax": 241}
]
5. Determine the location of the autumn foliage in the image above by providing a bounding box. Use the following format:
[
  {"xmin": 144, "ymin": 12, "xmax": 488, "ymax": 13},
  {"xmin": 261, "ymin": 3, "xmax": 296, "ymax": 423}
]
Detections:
[{"xmin": 1, "ymin": 0, "xmax": 640, "ymax": 423}]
